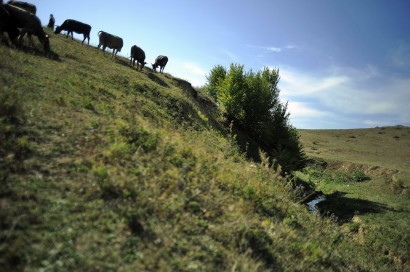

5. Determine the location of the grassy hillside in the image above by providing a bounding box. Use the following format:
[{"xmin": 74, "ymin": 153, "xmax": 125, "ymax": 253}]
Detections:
[{"xmin": 0, "ymin": 30, "xmax": 408, "ymax": 271}]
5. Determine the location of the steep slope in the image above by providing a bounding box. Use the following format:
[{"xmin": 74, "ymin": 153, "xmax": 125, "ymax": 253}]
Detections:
[{"xmin": 1, "ymin": 30, "xmax": 407, "ymax": 271}]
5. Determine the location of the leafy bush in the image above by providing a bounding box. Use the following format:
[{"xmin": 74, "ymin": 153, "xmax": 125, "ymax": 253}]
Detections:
[
  {"xmin": 351, "ymin": 169, "xmax": 370, "ymax": 182},
  {"xmin": 205, "ymin": 64, "xmax": 305, "ymax": 172},
  {"xmin": 206, "ymin": 64, "xmax": 226, "ymax": 100}
]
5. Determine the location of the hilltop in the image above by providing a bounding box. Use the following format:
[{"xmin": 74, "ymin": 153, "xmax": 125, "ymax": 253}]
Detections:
[{"xmin": 1, "ymin": 30, "xmax": 409, "ymax": 271}]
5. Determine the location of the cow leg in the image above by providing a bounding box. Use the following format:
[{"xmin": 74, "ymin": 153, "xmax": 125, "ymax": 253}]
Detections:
[
  {"xmin": 27, "ymin": 34, "xmax": 34, "ymax": 48},
  {"xmin": 82, "ymin": 34, "xmax": 86, "ymax": 44},
  {"xmin": 112, "ymin": 48, "xmax": 118, "ymax": 58},
  {"xmin": 18, "ymin": 28, "xmax": 27, "ymax": 46},
  {"xmin": 87, "ymin": 35, "xmax": 90, "ymax": 45},
  {"xmin": 0, "ymin": 23, "xmax": 3, "ymax": 43},
  {"xmin": 71, "ymin": 31, "xmax": 74, "ymax": 40},
  {"xmin": 39, "ymin": 35, "xmax": 50, "ymax": 53}
]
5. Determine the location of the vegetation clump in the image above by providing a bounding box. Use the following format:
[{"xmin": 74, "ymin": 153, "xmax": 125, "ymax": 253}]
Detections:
[{"xmin": 206, "ymin": 64, "xmax": 305, "ymax": 172}]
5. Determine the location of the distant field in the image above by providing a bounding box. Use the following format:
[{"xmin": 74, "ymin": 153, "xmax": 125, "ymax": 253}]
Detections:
[
  {"xmin": 297, "ymin": 127, "xmax": 410, "ymax": 269},
  {"xmin": 298, "ymin": 126, "xmax": 410, "ymax": 208},
  {"xmin": 298, "ymin": 126, "xmax": 410, "ymax": 172}
]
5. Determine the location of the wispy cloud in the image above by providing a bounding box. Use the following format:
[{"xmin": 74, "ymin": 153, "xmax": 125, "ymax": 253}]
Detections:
[
  {"xmin": 287, "ymin": 101, "xmax": 328, "ymax": 118},
  {"xmin": 263, "ymin": 44, "xmax": 297, "ymax": 53},
  {"xmin": 389, "ymin": 42, "xmax": 410, "ymax": 69},
  {"xmin": 266, "ymin": 47, "xmax": 282, "ymax": 52},
  {"xmin": 277, "ymin": 65, "xmax": 410, "ymax": 128},
  {"xmin": 184, "ymin": 63, "xmax": 207, "ymax": 76},
  {"xmin": 169, "ymin": 60, "xmax": 208, "ymax": 87},
  {"xmin": 220, "ymin": 49, "xmax": 239, "ymax": 62},
  {"xmin": 248, "ymin": 44, "xmax": 297, "ymax": 54},
  {"xmin": 279, "ymin": 67, "xmax": 349, "ymax": 96}
]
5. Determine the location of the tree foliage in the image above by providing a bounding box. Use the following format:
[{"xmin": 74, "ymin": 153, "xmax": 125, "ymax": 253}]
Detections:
[
  {"xmin": 206, "ymin": 64, "xmax": 305, "ymax": 172},
  {"xmin": 205, "ymin": 64, "xmax": 226, "ymax": 100}
]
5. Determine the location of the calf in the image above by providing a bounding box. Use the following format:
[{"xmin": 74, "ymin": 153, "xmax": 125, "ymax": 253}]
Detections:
[
  {"xmin": 152, "ymin": 55, "xmax": 168, "ymax": 73},
  {"xmin": 7, "ymin": 1, "xmax": 36, "ymax": 14},
  {"xmin": 55, "ymin": 19, "xmax": 91, "ymax": 44},
  {"xmin": 130, "ymin": 45, "xmax": 146, "ymax": 71},
  {"xmin": 97, "ymin": 30, "xmax": 123, "ymax": 58},
  {"xmin": 4, "ymin": 3, "xmax": 49, "ymax": 52}
]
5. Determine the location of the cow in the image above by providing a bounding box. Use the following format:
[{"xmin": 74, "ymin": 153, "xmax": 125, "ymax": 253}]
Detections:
[
  {"xmin": 55, "ymin": 19, "xmax": 91, "ymax": 45},
  {"xmin": 152, "ymin": 55, "xmax": 168, "ymax": 73},
  {"xmin": 7, "ymin": 1, "xmax": 36, "ymax": 14},
  {"xmin": 130, "ymin": 45, "xmax": 146, "ymax": 71},
  {"xmin": 0, "ymin": 5, "xmax": 20, "ymax": 44},
  {"xmin": 97, "ymin": 31, "xmax": 123, "ymax": 58},
  {"xmin": 4, "ymin": 3, "xmax": 49, "ymax": 52}
]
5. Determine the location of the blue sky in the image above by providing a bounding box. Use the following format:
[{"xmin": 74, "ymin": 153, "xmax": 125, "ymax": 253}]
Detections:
[{"xmin": 31, "ymin": 0, "xmax": 409, "ymax": 129}]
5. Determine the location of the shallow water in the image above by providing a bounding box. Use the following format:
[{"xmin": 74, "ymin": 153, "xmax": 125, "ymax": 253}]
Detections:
[{"xmin": 307, "ymin": 194, "xmax": 326, "ymax": 214}]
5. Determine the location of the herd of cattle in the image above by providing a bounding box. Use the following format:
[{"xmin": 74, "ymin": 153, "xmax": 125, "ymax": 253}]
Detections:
[{"xmin": 0, "ymin": 1, "xmax": 169, "ymax": 72}]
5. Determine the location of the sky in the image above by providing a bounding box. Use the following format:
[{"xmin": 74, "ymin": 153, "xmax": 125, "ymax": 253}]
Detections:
[{"xmin": 28, "ymin": 0, "xmax": 410, "ymax": 129}]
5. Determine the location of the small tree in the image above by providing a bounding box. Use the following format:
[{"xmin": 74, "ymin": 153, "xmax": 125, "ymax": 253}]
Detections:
[
  {"xmin": 206, "ymin": 63, "xmax": 305, "ymax": 172},
  {"xmin": 205, "ymin": 64, "xmax": 226, "ymax": 100}
]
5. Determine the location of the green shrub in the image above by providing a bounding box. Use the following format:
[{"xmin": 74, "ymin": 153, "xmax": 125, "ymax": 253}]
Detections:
[
  {"xmin": 351, "ymin": 169, "xmax": 370, "ymax": 182},
  {"xmin": 205, "ymin": 64, "xmax": 305, "ymax": 172}
]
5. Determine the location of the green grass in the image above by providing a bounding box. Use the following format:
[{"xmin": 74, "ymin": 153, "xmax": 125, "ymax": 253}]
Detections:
[
  {"xmin": 297, "ymin": 128, "xmax": 410, "ymax": 270},
  {"xmin": 1, "ymin": 30, "xmax": 409, "ymax": 271}
]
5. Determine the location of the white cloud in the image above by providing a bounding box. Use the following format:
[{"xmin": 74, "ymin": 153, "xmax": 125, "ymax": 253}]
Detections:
[
  {"xmin": 262, "ymin": 44, "xmax": 297, "ymax": 53},
  {"xmin": 184, "ymin": 63, "xmax": 207, "ymax": 76},
  {"xmin": 320, "ymin": 76, "xmax": 410, "ymax": 116},
  {"xmin": 169, "ymin": 61, "xmax": 208, "ymax": 87},
  {"xmin": 277, "ymin": 65, "xmax": 410, "ymax": 128},
  {"xmin": 287, "ymin": 101, "xmax": 328, "ymax": 118},
  {"xmin": 279, "ymin": 66, "xmax": 349, "ymax": 96},
  {"xmin": 266, "ymin": 47, "xmax": 282, "ymax": 52},
  {"xmin": 248, "ymin": 44, "xmax": 297, "ymax": 54}
]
